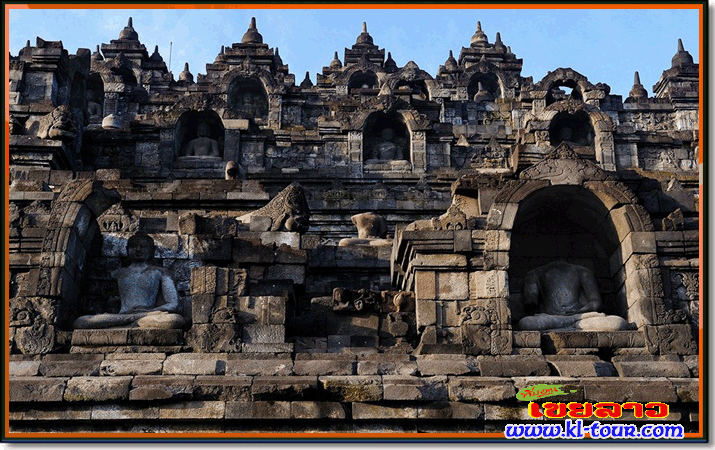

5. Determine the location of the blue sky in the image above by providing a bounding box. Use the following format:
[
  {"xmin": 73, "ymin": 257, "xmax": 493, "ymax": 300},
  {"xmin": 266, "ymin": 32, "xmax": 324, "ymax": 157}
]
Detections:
[{"xmin": 7, "ymin": 7, "xmax": 700, "ymax": 97}]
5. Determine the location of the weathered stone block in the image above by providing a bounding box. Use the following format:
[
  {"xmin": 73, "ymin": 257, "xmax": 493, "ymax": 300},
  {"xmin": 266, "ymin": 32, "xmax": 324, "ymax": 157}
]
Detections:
[
  {"xmin": 64, "ymin": 376, "xmax": 132, "ymax": 402},
  {"xmin": 100, "ymin": 359, "xmax": 163, "ymax": 376},
  {"xmin": 127, "ymin": 328, "xmax": 184, "ymax": 346},
  {"xmin": 237, "ymin": 296, "xmax": 286, "ymax": 325},
  {"xmin": 513, "ymin": 331, "xmax": 541, "ymax": 348},
  {"xmin": 581, "ymin": 378, "xmax": 677, "ymax": 402},
  {"xmin": 352, "ymin": 403, "xmax": 417, "ymax": 419},
  {"xmin": 291, "ymin": 401, "xmax": 346, "ymax": 419},
  {"xmin": 159, "ymin": 401, "xmax": 225, "ymax": 419},
  {"xmin": 163, "ymin": 354, "xmax": 227, "ymax": 375},
  {"xmin": 9, "ymin": 361, "xmax": 41, "ymax": 376},
  {"xmin": 242, "ymin": 324, "xmax": 285, "ymax": 344},
  {"xmin": 436, "ymin": 272, "xmax": 469, "ymax": 300},
  {"xmin": 241, "ymin": 343, "xmax": 293, "ymax": 353},
  {"xmin": 469, "ymin": 270, "xmax": 508, "ymax": 299},
  {"xmin": 416, "ymin": 356, "xmax": 477, "ymax": 375},
  {"xmin": 326, "ymin": 313, "xmax": 379, "ymax": 336},
  {"xmin": 193, "ymin": 376, "xmax": 252, "ymax": 401},
  {"xmin": 450, "ymin": 402, "xmax": 486, "ymax": 419},
  {"xmin": 226, "ymin": 358, "xmax": 293, "ymax": 376},
  {"xmin": 9, "ymin": 377, "xmax": 68, "ymax": 402},
  {"xmin": 10, "ymin": 405, "xmax": 92, "ymax": 421},
  {"xmin": 225, "ymin": 401, "xmax": 290, "ymax": 419},
  {"xmin": 645, "ymin": 324, "xmax": 697, "ymax": 355},
  {"xmin": 186, "ymin": 323, "xmax": 242, "ymax": 353},
  {"xmin": 546, "ymin": 331, "xmax": 599, "ymax": 349},
  {"xmin": 129, "ymin": 375, "xmax": 194, "ymax": 401},
  {"xmin": 382, "ymin": 375, "xmax": 449, "ymax": 401},
  {"xmin": 70, "ymin": 329, "xmax": 129, "ymax": 346},
  {"xmin": 671, "ymin": 378, "xmax": 699, "ymax": 402},
  {"xmin": 448, "ymin": 377, "xmax": 516, "ymax": 402},
  {"xmin": 613, "ymin": 361, "xmax": 690, "ymax": 378},
  {"xmin": 251, "ymin": 376, "xmax": 319, "ymax": 400},
  {"xmin": 319, "ymin": 376, "xmax": 382, "ymax": 402},
  {"xmin": 293, "ymin": 359, "xmax": 355, "ymax": 376},
  {"xmin": 39, "ymin": 355, "xmax": 103, "ymax": 377},
  {"xmin": 357, "ymin": 360, "xmax": 418, "ymax": 376},
  {"xmin": 295, "ymin": 337, "xmax": 328, "ymax": 353},
  {"xmin": 595, "ymin": 331, "xmax": 646, "ymax": 348},
  {"xmin": 91, "ymin": 404, "xmax": 160, "ymax": 420},
  {"xmin": 416, "ymin": 299, "xmax": 437, "ymax": 327},
  {"xmin": 190, "ymin": 293, "xmax": 215, "ymax": 324},
  {"xmin": 266, "ymin": 264, "xmax": 304, "ymax": 283},
  {"xmin": 477, "ymin": 356, "xmax": 550, "ymax": 377},
  {"xmin": 547, "ymin": 359, "xmax": 615, "ymax": 377}
]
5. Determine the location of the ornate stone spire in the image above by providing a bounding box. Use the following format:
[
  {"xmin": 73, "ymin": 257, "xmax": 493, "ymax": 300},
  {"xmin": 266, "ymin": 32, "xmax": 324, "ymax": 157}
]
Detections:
[
  {"xmin": 178, "ymin": 62, "xmax": 193, "ymax": 83},
  {"xmin": 300, "ymin": 71, "xmax": 313, "ymax": 88},
  {"xmin": 18, "ymin": 39, "xmax": 31, "ymax": 57},
  {"xmin": 470, "ymin": 21, "xmax": 488, "ymax": 46},
  {"xmin": 445, "ymin": 50, "xmax": 458, "ymax": 71},
  {"xmin": 628, "ymin": 71, "xmax": 648, "ymax": 99},
  {"xmin": 215, "ymin": 45, "xmax": 226, "ymax": 62},
  {"xmin": 356, "ymin": 22, "xmax": 374, "ymax": 45},
  {"xmin": 149, "ymin": 45, "xmax": 163, "ymax": 62},
  {"xmin": 119, "ymin": 17, "xmax": 139, "ymax": 40},
  {"xmin": 274, "ymin": 47, "xmax": 283, "ymax": 65},
  {"xmin": 384, "ymin": 51, "xmax": 398, "ymax": 72},
  {"xmin": 671, "ymin": 38, "xmax": 694, "ymax": 67},
  {"xmin": 473, "ymin": 81, "xmax": 493, "ymax": 102},
  {"xmin": 241, "ymin": 17, "xmax": 263, "ymax": 44},
  {"xmin": 494, "ymin": 32, "xmax": 506, "ymax": 52},
  {"xmin": 330, "ymin": 51, "xmax": 342, "ymax": 69}
]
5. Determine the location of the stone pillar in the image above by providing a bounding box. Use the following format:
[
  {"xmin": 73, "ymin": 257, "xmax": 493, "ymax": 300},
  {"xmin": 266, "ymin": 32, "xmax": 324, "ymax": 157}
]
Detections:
[
  {"xmin": 410, "ymin": 131, "xmax": 427, "ymax": 173},
  {"xmin": 461, "ymin": 270, "xmax": 512, "ymax": 355},
  {"xmin": 268, "ymin": 94, "xmax": 282, "ymax": 128},
  {"xmin": 348, "ymin": 131, "xmax": 363, "ymax": 175},
  {"xmin": 596, "ymin": 132, "xmax": 616, "ymax": 171}
]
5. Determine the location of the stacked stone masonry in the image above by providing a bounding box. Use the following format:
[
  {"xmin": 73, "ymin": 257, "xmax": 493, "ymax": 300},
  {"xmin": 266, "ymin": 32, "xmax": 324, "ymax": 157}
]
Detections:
[{"xmin": 8, "ymin": 17, "xmax": 700, "ymax": 434}]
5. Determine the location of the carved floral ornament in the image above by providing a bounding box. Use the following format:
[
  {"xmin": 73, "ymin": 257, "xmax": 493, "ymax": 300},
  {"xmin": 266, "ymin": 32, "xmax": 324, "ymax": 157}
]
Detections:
[{"xmin": 519, "ymin": 142, "xmax": 614, "ymax": 185}]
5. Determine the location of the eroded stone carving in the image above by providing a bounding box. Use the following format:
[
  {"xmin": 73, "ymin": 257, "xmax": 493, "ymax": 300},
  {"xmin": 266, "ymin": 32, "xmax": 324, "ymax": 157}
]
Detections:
[
  {"xmin": 36, "ymin": 105, "xmax": 79, "ymax": 140},
  {"xmin": 520, "ymin": 142, "xmax": 613, "ymax": 185},
  {"xmin": 338, "ymin": 212, "xmax": 391, "ymax": 247},
  {"xmin": 73, "ymin": 232, "xmax": 186, "ymax": 329},
  {"xmin": 333, "ymin": 287, "xmax": 380, "ymax": 313},
  {"xmin": 517, "ymin": 261, "xmax": 628, "ymax": 331},
  {"xmin": 237, "ymin": 183, "xmax": 310, "ymax": 233}
]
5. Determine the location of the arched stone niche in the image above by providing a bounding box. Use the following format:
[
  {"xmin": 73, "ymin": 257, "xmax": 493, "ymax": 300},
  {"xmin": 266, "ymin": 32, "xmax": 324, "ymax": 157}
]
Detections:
[
  {"xmin": 526, "ymin": 100, "xmax": 616, "ymax": 170},
  {"xmin": 85, "ymin": 73, "xmax": 104, "ymax": 121},
  {"xmin": 467, "ymin": 72, "xmax": 501, "ymax": 101},
  {"xmin": 549, "ymin": 110, "xmax": 594, "ymax": 147},
  {"xmin": 348, "ymin": 70, "xmax": 379, "ymax": 92},
  {"xmin": 546, "ymin": 80, "xmax": 583, "ymax": 105},
  {"xmin": 11, "ymin": 180, "xmax": 120, "ymax": 354},
  {"xmin": 174, "ymin": 110, "xmax": 225, "ymax": 159},
  {"xmin": 394, "ymin": 79, "xmax": 429, "ymax": 101},
  {"xmin": 363, "ymin": 111, "xmax": 410, "ymax": 163},
  {"xmin": 506, "ymin": 185, "xmax": 621, "ymax": 322},
  {"xmin": 227, "ymin": 75, "xmax": 268, "ymax": 121},
  {"xmin": 485, "ymin": 144, "xmax": 671, "ymax": 332}
]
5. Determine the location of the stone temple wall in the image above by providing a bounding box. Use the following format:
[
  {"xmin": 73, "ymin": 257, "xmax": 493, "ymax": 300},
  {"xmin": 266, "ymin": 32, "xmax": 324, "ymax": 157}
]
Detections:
[{"xmin": 7, "ymin": 17, "xmax": 700, "ymax": 435}]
